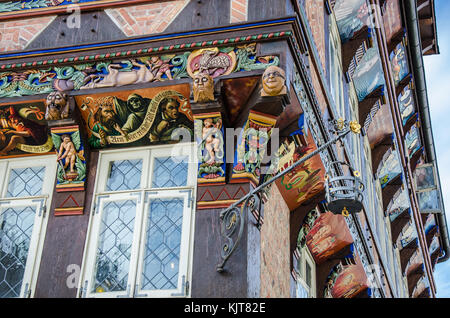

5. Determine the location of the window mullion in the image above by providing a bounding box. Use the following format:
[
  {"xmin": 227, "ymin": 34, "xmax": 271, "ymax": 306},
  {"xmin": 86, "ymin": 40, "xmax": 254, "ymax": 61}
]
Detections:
[{"xmin": 129, "ymin": 189, "xmax": 147, "ymax": 298}]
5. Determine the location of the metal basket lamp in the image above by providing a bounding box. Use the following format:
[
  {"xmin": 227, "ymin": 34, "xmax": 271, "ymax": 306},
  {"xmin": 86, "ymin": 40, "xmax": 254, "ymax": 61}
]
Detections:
[{"xmin": 325, "ymin": 161, "xmax": 365, "ymax": 216}]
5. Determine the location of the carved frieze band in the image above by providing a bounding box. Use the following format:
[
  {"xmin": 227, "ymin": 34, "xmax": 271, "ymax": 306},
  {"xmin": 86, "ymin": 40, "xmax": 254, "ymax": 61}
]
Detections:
[{"xmin": 0, "ymin": 39, "xmax": 283, "ymax": 98}]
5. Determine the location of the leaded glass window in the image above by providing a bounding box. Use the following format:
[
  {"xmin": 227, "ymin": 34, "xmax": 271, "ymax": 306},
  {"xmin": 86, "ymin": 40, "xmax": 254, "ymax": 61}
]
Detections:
[
  {"xmin": 80, "ymin": 144, "xmax": 196, "ymax": 298},
  {"xmin": 0, "ymin": 156, "xmax": 56, "ymax": 298}
]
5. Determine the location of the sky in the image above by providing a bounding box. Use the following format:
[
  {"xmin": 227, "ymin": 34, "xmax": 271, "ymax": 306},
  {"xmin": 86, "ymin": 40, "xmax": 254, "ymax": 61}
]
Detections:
[{"xmin": 423, "ymin": 0, "xmax": 450, "ymax": 299}]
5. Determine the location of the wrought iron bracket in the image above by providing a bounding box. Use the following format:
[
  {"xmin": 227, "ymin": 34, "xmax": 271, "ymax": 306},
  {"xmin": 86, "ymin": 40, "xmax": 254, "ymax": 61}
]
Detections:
[{"xmin": 216, "ymin": 122, "xmax": 360, "ymax": 272}]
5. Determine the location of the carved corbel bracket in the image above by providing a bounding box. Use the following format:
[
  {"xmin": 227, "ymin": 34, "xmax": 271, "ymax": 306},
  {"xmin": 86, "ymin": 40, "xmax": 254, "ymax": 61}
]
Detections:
[
  {"xmin": 371, "ymin": 133, "xmax": 394, "ymax": 176},
  {"xmin": 409, "ymin": 146, "xmax": 424, "ymax": 172},
  {"xmin": 431, "ymin": 249, "xmax": 441, "ymax": 270},
  {"xmin": 426, "ymin": 226, "xmax": 439, "ymax": 248},
  {"xmin": 358, "ymin": 86, "xmax": 384, "ymax": 126},
  {"xmin": 400, "ymin": 239, "xmax": 419, "ymax": 275},
  {"xmin": 408, "ymin": 265, "xmax": 425, "ymax": 297},
  {"xmin": 404, "ymin": 112, "xmax": 419, "ymax": 133},
  {"xmin": 387, "ymin": 29, "xmax": 406, "ymax": 54},
  {"xmin": 390, "ymin": 208, "xmax": 412, "ymax": 243},
  {"xmin": 342, "ymin": 26, "xmax": 370, "ymax": 74},
  {"xmin": 382, "ymin": 173, "xmax": 403, "ymax": 211},
  {"xmin": 395, "ymin": 75, "xmax": 413, "ymax": 97}
]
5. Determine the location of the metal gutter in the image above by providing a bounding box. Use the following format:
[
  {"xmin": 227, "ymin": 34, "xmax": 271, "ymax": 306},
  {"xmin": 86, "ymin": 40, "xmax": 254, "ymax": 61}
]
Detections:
[{"xmin": 404, "ymin": 0, "xmax": 450, "ymax": 263}]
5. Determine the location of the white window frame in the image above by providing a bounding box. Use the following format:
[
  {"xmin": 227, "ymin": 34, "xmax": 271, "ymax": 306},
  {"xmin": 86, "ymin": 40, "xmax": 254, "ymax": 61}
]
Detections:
[
  {"xmin": 0, "ymin": 155, "xmax": 57, "ymax": 298},
  {"xmin": 78, "ymin": 143, "xmax": 197, "ymax": 298},
  {"xmin": 295, "ymin": 247, "xmax": 316, "ymax": 298}
]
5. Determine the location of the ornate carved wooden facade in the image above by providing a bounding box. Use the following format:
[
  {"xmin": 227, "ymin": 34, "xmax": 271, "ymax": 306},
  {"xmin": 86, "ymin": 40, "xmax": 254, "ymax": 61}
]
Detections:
[{"xmin": 0, "ymin": 0, "xmax": 446, "ymax": 299}]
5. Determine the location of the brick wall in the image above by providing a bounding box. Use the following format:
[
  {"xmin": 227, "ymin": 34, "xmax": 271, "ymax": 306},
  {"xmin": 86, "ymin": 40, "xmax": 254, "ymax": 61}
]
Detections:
[
  {"xmin": 230, "ymin": 0, "xmax": 248, "ymax": 23},
  {"xmin": 105, "ymin": 0, "xmax": 189, "ymax": 37},
  {"xmin": 0, "ymin": 16, "xmax": 55, "ymax": 52},
  {"xmin": 304, "ymin": 0, "xmax": 326, "ymax": 74},
  {"xmin": 260, "ymin": 184, "xmax": 291, "ymax": 297}
]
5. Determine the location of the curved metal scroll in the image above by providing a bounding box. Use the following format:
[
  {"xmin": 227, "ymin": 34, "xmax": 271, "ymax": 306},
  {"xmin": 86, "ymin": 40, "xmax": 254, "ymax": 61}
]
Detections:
[
  {"xmin": 217, "ymin": 193, "xmax": 262, "ymax": 273},
  {"xmin": 216, "ymin": 123, "xmax": 359, "ymax": 273}
]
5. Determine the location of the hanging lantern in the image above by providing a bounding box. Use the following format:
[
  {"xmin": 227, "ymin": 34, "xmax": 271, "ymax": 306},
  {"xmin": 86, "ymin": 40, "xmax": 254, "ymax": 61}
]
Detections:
[{"xmin": 325, "ymin": 161, "xmax": 365, "ymax": 216}]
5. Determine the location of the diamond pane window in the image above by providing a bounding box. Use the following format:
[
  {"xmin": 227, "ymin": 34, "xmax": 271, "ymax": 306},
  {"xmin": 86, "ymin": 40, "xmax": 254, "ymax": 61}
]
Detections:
[
  {"xmin": 81, "ymin": 145, "xmax": 195, "ymax": 298},
  {"xmin": 0, "ymin": 206, "xmax": 36, "ymax": 298},
  {"xmin": 152, "ymin": 157, "xmax": 188, "ymax": 188},
  {"xmin": 93, "ymin": 200, "xmax": 136, "ymax": 293},
  {"xmin": 106, "ymin": 160, "xmax": 142, "ymax": 192},
  {"xmin": 7, "ymin": 167, "xmax": 45, "ymax": 198},
  {"xmin": 141, "ymin": 198, "xmax": 183, "ymax": 290}
]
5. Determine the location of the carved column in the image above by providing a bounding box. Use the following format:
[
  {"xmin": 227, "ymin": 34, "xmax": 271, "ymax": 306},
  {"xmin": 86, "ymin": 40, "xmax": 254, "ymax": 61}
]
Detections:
[{"xmin": 46, "ymin": 93, "xmax": 88, "ymax": 216}]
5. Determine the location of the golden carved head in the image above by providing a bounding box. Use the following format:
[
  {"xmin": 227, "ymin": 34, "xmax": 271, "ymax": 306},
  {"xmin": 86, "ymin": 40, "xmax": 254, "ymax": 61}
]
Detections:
[{"xmin": 261, "ymin": 65, "xmax": 287, "ymax": 97}]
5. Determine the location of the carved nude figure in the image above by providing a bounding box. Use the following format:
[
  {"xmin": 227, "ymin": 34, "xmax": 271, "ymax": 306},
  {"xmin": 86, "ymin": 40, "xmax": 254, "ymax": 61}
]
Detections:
[
  {"xmin": 81, "ymin": 60, "xmax": 155, "ymax": 89},
  {"xmin": 202, "ymin": 118, "xmax": 222, "ymax": 164},
  {"xmin": 57, "ymin": 134, "xmax": 77, "ymax": 174}
]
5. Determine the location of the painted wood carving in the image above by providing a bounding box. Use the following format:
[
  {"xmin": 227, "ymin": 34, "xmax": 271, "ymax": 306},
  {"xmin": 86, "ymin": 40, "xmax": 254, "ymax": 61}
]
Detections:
[
  {"xmin": 305, "ymin": 212, "xmax": 354, "ymax": 265},
  {"xmin": 398, "ymin": 84, "xmax": 416, "ymax": 125},
  {"xmin": 390, "ymin": 41, "xmax": 409, "ymax": 86},
  {"xmin": 74, "ymin": 84, "xmax": 193, "ymax": 149},
  {"xmin": 192, "ymin": 73, "xmax": 215, "ymax": 103},
  {"xmin": 45, "ymin": 90, "xmax": 69, "ymax": 121},
  {"xmin": 334, "ymin": 0, "xmax": 370, "ymax": 42},
  {"xmin": 324, "ymin": 254, "xmax": 369, "ymax": 298},
  {"xmin": 387, "ymin": 189, "xmax": 410, "ymax": 222},
  {"xmin": 260, "ymin": 65, "xmax": 287, "ymax": 97},
  {"xmin": 383, "ymin": 0, "xmax": 403, "ymax": 44},
  {"xmin": 274, "ymin": 128, "xmax": 326, "ymax": 211},
  {"xmin": 405, "ymin": 125, "xmax": 421, "ymax": 158},
  {"xmin": 0, "ymin": 100, "xmax": 53, "ymax": 158},
  {"xmin": 352, "ymin": 46, "xmax": 386, "ymax": 102},
  {"xmin": 194, "ymin": 112, "xmax": 225, "ymax": 185},
  {"xmin": 296, "ymin": 208, "xmax": 321, "ymax": 249},
  {"xmin": 231, "ymin": 111, "xmax": 277, "ymax": 184},
  {"xmin": 378, "ymin": 149, "xmax": 401, "ymax": 189},
  {"xmin": 187, "ymin": 47, "xmax": 237, "ymax": 78},
  {"xmin": 0, "ymin": 43, "xmax": 278, "ymax": 98},
  {"xmin": 51, "ymin": 126, "xmax": 86, "ymax": 192}
]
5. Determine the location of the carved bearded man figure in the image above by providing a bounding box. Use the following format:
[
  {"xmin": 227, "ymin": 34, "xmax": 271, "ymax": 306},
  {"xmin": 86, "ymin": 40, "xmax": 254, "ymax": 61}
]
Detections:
[
  {"xmin": 261, "ymin": 65, "xmax": 287, "ymax": 97},
  {"xmin": 192, "ymin": 72, "xmax": 215, "ymax": 103}
]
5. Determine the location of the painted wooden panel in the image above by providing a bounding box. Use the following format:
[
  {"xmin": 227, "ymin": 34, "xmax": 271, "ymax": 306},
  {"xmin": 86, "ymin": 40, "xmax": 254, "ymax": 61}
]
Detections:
[
  {"xmin": 390, "ymin": 41, "xmax": 410, "ymax": 86},
  {"xmin": 405, "ymin": 125, "xmax": 421, "ymax": 158},
  {"xmin": 305, "ymin": 212, "xmax": 353, "ymax": 265},
  {"xmin": 352, "ymin": 46, "xmax": 386, "ymax": 102},
  {"xmin": 387, "ymin": 189, "xmax": 410, "ymax": 222},
  {"xmin": 398, "ymin": 84, "xmax": 416, "ymax": 125},
  {"xmin": 74, "ymin": 84, "xmax": 193, "ymax": 149},
  {"xmin": 334, "ymin": 0, "xmax": 369, "ymax": 43},
  {"xmin": 274, "ymin": 128, "xmax": 326, "ymax": 211},
  {"xmin": 0, "ymin": 100, "xmax": 53, "ymax": 158},
  {"xmin": 378, "ymin": 148, "xmax": 401, "ymax": 189},
  {"xmin": 231, "ymin": 111, "xmax": 277, "ymax": 184},
  {"xmin": 324, "ymin": 255, "xmax": 369, "ymax": 298},
  {"xmin": 383, "ymin": 0, "xmax": 403, "ymax": 44}
]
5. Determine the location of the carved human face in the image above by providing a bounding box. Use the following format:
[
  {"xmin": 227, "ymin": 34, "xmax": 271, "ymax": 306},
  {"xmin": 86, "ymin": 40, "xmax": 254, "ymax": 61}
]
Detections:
[
  {"xmin": 193, "ymin": 73, "xmax": 214, "ymax": 103},
  {"xmin": 46, "ymin": 91, "xmax": 67, "ymax": 111},
  {"xmin": 262, "ymin": 66, "xmax": 286, "ymax": 96}
]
